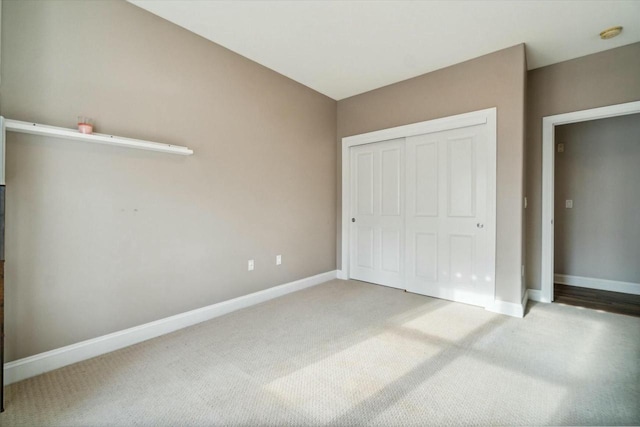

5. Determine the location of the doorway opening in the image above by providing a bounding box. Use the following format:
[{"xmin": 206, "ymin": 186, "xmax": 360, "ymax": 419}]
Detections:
[
  {"xmin": 540, "ymin": 101, "xmax": 640, "ymax": 308},
  {"xmin": 553, "ymin": 112, "xmax": 640, "ymax": 316}
]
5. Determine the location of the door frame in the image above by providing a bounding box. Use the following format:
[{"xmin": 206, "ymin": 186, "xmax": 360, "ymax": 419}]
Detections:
[
  {"xmin": 540, "ymin": 100, "xmax": 640, "ymax": 303},
  {"xmin": 340, "ymin": 108, "xmax": 497, "ymax": 304}
]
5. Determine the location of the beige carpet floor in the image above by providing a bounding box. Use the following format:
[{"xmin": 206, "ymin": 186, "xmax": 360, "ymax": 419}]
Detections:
[{"xmin": 1, "ymin": 279, "xmax": 639, "ymax": 426}]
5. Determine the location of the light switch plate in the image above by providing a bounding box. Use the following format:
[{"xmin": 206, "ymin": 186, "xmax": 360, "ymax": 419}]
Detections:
[
  {"xmin": 276, "ymin": 255, "xmax": 282, "ymax": 265},
  {"xmin": 565, "ymin": 199, "xmax": 573, "ymax": 209},
  {"xmin": 248, "ymin": 259, "xmax": 254, "ymax": 271}
]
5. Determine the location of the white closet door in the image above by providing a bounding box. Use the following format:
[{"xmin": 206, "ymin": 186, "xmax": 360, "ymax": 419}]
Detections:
[
  {"xmin": 349, "ymin": 139, "xmax": 404, "ymax": 289},
  {"xmin": 405, "ymin": 124, "xmax": 493, "ymax": 307}
]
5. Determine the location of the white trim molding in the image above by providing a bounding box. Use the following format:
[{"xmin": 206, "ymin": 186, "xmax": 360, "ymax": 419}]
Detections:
[
  {"xmin": 486, "ymin": 289, "xmax": 528, "ymax": 318},
  {"xmin": 555, "ymin": 274, "xmax": 640, "ymax": 296},
  {"xmin": 4, "ymin": 270, "xmax": 338, "ymax": 385},
  {"xmin": 541, "ymin": 101, "xmax": 640, "ymax": 303},
  {"xmin": 527, "ymin": 288, "xmax": 544, "ymax": 303}
]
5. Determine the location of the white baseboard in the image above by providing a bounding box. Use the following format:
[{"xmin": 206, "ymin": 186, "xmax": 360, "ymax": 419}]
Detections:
[
  {"xmin": 336, "ymin": 270, "xmax": 348, "ymax": 280},
  {"xmin": 4, "ymin": 270, "xmax": 338, "ymax": 385},
  {"xmin": 485, "ymin": 290, "xmax": 527, "ymax": 318},
  {"xmin": 527, "ymin": 288, "xmax": 544, "ymax": 302},
  {"xmin": 554, "ymin": 274, "xmax": 640, "ymax": 296}
]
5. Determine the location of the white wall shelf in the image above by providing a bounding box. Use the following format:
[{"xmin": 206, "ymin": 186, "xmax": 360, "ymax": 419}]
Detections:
[{"xmin": 2, "ymin": 118, "xmax": 194, "ymax": 157}]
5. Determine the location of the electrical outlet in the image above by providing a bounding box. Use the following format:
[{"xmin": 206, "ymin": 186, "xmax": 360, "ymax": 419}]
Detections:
[
  {"xmin": 557, "ymin": 143, "xmax": 564, "ymax": 153},
  {"xmin": 248, "ymin": 259, "xmax": 254, "ymax": 271},
  {"xmin": 276, "ymin": 255, "xmax": 282, "ymax": 265}
]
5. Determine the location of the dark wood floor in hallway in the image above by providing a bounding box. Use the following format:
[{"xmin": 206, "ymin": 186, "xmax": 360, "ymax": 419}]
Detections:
[{"xmin": 554, "ymin": 284, "xmax": 640, "ymax": 317}]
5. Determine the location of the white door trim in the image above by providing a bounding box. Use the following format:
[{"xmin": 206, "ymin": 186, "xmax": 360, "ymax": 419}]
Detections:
[
  {"xmin": 341, "ymin": 108, "xmax": 497, "ymax": 309},
  {"xmin": 540, "ymin": 101, "xmax": 640, "ymax": 303}
]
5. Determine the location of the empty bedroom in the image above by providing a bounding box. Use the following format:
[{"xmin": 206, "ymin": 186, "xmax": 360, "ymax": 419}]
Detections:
[{"xmin": 0, "ymin": 0, "xmax": 638, "ymax": 425}]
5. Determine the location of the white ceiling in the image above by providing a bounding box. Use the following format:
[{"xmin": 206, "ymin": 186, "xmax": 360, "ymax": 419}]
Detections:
[{"xmin": 129, "ymin": 1, "xmax": 640, "ymax": 100}]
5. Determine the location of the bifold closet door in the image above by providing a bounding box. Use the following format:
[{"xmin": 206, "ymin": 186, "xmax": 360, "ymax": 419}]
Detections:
[
  {"xmin": 349, "ymin": 139, "xmax": 404, "ymax": 289},
  {"xmin": 405, "ymin": 124, "xmax": 493, "ymax": 307}
]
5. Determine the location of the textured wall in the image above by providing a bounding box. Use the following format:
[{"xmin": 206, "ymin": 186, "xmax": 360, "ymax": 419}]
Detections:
[
  {"xmin": 337, "ymin": 44, "xmax": 527, "ymax": 304},
  {"xmin": 554, "ymin": 114, "xmax": 640, "ymax": 283},
  {"xmin": 526, "ymin": 42, "xmax": 640, "ymax": 290},
  {"xmin": 1, "ymin": 0, "xmax": 337, "ymax": 360}
]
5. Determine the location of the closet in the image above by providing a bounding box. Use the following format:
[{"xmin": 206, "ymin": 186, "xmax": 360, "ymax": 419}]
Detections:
[{"xmin": 343, "ymin": 108, "xmax": 496, "ymax": 308}]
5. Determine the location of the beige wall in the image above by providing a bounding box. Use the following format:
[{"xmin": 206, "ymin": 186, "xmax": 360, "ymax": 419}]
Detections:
[
  {"xmin": 554, "ymin": 114, "xmax": 640, "ymax": 283},
  {"xmin": 1, "ymin": 0, "xmax": 337, "ymax": 360},
  {"xmin": 337, "ymin": 44, "xmax": 527, "ymax": 304},
  {"xmin": 525, "ymin": 42, "xmax": 640, "ymax": 290}
]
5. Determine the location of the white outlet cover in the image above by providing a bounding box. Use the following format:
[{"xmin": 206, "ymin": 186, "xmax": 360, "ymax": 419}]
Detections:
[
  {"xmin": 248, "ymin": 259, "xmax": 255, "ymax": 271},
  {"xmin": 557, "ymin": 143, "xmax": 564, "ymax": 153},
  {"xmin": 276, "ymin": 255, "xmax": 282, "ymax": 265}
]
